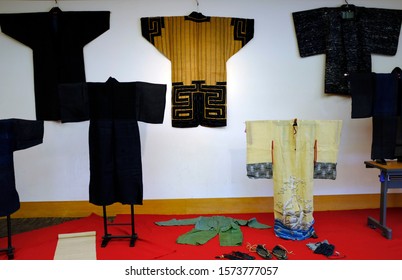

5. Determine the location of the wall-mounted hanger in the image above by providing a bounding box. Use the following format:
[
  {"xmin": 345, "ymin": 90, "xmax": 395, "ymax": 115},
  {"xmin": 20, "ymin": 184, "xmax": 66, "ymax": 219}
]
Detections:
[
  {"xmin": 341, "ymin": 0, "xmax": 355, "ymax": 19},
  {"xmin": 293, "ymin": 118, "xmax": 298, "ymax": 135},
  {"xmin": 50, "ymin": 0, "xmax": 62, "ymax": 14},
  {"xmin": 188, "ymin": 0, "xmax": 208, "ymax": 20}
]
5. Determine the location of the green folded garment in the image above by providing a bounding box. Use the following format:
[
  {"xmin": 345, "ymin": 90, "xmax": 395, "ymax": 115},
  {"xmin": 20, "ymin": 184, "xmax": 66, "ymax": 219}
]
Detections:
[{"xmin": 155, "ymin": 215, "xmax": 271, "ymax": 246}]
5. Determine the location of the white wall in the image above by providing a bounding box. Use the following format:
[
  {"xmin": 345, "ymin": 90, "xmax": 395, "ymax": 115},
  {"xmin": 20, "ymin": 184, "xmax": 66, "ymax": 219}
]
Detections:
[{"xmin": 1, "ymin": 0, "xmax": 402, "ymax": 203}]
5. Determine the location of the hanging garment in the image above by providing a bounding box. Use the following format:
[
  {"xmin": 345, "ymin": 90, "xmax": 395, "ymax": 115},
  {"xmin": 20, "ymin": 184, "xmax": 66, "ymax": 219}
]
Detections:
[
  {"xmin": 58, "ymin": 77, "xmax": 166, "ymax": 206},
  {"xmin": 246, "ymin": 120, "xmax": 342, "ymax": 240},
  {"xmin": 141, "ymin": 12, "xmax": 254, "ymax": 128},
  {"xmin": 0, "ymin": 119, "xmax": 44, "ymax": 216},
  {"xmin": 292, "ymin": 6, "xmax": 402, "ymax": 95},
  {"xmin": 155, "ymin": 216, "xmax": 271, "ymax": 246},
  {"xmin": 0, "ymin": 8, "xmax": 110, "ymax": 121},
  {"xmin": 349, "ymin": 69, "xmax": 402, "ymax": 160}
]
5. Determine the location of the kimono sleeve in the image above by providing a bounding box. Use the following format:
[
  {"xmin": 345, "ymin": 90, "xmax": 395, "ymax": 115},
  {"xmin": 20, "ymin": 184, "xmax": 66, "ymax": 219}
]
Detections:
[
  {"xmin": 349, "ymin": 72, "xmax": 375, "ymax": 118},
  {"xmin": 58, "ymin": 83, "xmax": 90, "ymax": 123},
  {"xmin": 314, "ymin": 120, "xmax": 342, "ymax": 180},
  {"xmin": 0, "ymin": 13, "xmax": 36, "ymax": 47},
  {"xmin": 292, "ymin": 8, "xmax": 328, "ymax": 57},
  {"xmin": 141, "ymin": 16, "xmax": 178, "ymax": 61},
  {"xmin": 141, "ymin": 16, "xmax": 165, "ymax": 46},
  {"xmin": 12, "ymin": 119, "xmax": 44, "ymax": 151},
  {"xmin": 363, "ymin": 8, "xmax": 402, "ymax": 55},
  {"xmin": 245, "ymin": 120, "xmax": 274, "ymax": 179},
  {"xmin": 135, "ymin": 82, "xmax": 167, "ymax": 124},
  {"xmin": 227, "ymin": 17, "xmax": 254, "ymax": 57},
  {"xmin": 155, "ymin": 217, "xmax": 199, "ymax": 226},
  {"xmin": 76, "ymin": 11, "xmax": 110, "ymax": 46}
]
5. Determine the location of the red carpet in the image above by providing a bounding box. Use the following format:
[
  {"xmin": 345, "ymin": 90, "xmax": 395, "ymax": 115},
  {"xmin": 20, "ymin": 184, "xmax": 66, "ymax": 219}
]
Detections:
[{"xmin": 1, "ymin": 208, "xmax": 402, "ymax": 260}]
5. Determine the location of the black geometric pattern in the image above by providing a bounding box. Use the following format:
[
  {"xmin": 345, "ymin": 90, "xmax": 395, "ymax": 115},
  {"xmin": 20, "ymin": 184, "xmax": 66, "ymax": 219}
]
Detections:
[
  {"xmin": 172, "ymin": 81, "xmax": 226, "ymax": 127},
  {"xmin": 231, "ymin": 18, "xmax": 254, "ymax": 46},
  {"xmin": 141, "ymin": 17, "xmax": 165, "ymax": 44}
]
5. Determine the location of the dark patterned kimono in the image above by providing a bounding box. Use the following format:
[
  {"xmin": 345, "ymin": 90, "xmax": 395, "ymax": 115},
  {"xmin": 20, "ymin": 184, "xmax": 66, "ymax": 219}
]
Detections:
[
  {"xmin": 141, "ymin": 12, "xmax": 254, "ymax": 127},
  {"xmin": 0, "ymin": 119, "xmax": 44, "ymax": 216},
  {"xmin": 0, "ymin": 8, "xmax": 110, "ymax": 120},
  {"xmin": 59, "ymin": 77, "xmax": 166, "ymax": 206},
  {"xmin": 293, "ymin": 6, "xmax": 402, "ymax": 95}
]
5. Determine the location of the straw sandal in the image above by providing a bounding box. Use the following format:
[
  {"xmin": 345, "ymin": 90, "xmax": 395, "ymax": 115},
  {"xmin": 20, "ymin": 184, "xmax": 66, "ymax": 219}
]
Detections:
[{"xmin": 272, "ymin": 245, "xmax": 288, "ymax": 260}]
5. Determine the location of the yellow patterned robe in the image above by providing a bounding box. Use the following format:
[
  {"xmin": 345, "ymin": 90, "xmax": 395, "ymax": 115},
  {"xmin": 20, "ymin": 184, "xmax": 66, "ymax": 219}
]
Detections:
[
  {"xmin": 141, "ymin": 12, "xmax": 254, "ymax": 127},
  {"xmin": 246, "ymin": 119, "xmax": 342, "ymax": 240}
]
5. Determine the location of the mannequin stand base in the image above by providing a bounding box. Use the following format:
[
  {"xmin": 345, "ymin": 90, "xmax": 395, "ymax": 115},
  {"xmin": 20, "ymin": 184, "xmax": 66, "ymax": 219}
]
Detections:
[
  {"xmin": 0, "ymin": 215, "xmax": 14, "ymax": 260},
  {"xmin": 100, "ymin": 204, "xmax": 137, "ymax": 247}
]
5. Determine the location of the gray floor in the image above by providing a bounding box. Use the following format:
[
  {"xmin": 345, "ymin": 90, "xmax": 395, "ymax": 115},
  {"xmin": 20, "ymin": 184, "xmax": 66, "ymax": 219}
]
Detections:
[{"xmin": 0, "ymin": 217, "xmax": 80, "ymax": 238}]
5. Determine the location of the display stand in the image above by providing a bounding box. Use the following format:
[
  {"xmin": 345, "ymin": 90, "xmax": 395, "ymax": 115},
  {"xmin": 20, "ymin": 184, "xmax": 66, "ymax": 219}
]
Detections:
[
  {"xmin": 364, "ymin": 160, "xmax": 402, "ymax": 239},
  {"xmin": 101, "ymin": 204, "xmax": 137, "ymax": 247},
  {"xmin": 0, "ymin": 215, "xmax": 14, "ymax": 260}
]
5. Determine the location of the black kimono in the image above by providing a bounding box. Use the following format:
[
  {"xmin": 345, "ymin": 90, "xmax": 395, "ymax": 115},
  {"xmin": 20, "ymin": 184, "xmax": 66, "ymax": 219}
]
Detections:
[
  {"xmin": 0, "ymin": 8, "xmax": 110, "ymax": 121},
  {"xmin": 59, "ymin": 77, "xmax": 166, "ymax": 206},
  {"xmin": 293, "ymin": 6, "xmax": 402, "ymax": 95},
  {"xmin": 0, "ymin": 119, "xmax": 44, "ymax": 216},
  {"xmin": 350, "ymin": 69, "xmax": 402, "ymax": 161}
]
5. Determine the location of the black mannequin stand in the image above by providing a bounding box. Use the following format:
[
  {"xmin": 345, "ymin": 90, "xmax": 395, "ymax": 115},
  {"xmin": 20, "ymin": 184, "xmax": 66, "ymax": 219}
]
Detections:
[
  {"xmin": 0, "ymin": 215, "xmax": 15, "ymax": 260},
  {"xmin": 101, "ymin": 204, "xmax": 137, "ymax": 247}
]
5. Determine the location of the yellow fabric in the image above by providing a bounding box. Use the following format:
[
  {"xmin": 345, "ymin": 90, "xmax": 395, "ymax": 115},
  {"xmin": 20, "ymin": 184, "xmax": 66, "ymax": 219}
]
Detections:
[
  {"xmin": 246, "ymin": 120, "xmax": 342, "ymax": 165},
  {"xmin": 272, "ymin": 120, "xmax": 315, "ymax": 230},
  {"xmin": 314, "ymin": 120, "xmax": 343, "ymax": 163},
  {"xmin": 245, "ymin": 119, "xmax": 342, "ymax": 230},
  {"xmin": 246, "ymin": 120, "xmax": 274, "ymax": 164},
  {"xmin": 152, "ymin": 17, "xmax": 245, "ymax": 86}
]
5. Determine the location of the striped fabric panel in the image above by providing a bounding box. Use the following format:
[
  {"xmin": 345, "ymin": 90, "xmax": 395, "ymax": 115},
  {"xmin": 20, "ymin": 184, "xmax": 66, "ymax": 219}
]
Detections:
[{"xmin": 152, "ymin": 16, "xmax": 244, "ymax": 85}]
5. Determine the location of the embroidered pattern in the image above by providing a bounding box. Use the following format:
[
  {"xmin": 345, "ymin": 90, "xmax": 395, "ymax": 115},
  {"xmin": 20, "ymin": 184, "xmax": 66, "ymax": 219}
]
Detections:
[
  {"xmin": 141, "ymin": 15, "xmax": 254, "ymax": 127},
  {"xmin": 172, "ymin": 81, "xmax": 226, "ymax": 127},
  {"xmin": 247, "ymin": 162, "xmax": 337, "ymax": 180}
]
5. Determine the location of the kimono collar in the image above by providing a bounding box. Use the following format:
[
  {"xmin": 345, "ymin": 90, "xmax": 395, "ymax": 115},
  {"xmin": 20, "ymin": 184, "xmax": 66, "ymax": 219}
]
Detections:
[
  {"xmin": 49, "ymin": 7, "xmax": 62, "ymax": 15},
  {"xmin": 186, "ymin": 11, "xmax": 210, "ymax": 22},
  {"xmin": 106, "ymin": 77, "xmax": 119, "ymax": 84}
]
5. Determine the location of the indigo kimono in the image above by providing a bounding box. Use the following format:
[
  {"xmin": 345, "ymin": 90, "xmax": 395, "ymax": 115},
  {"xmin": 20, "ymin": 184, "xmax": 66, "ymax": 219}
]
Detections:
[
  {"xmin": 350, "ymin": 69, "xmax": 402, "ymax": 161},
  {"xmin": 58, "ymin": 77, "xmax": 166, "ymax": 206},
  {"xmin": 0, "ymin": 119, "xmax": 44, "ymax": 216},
  {"xmin": 293, "ymin": 6, "xmax": 402, "ymax": 95}
]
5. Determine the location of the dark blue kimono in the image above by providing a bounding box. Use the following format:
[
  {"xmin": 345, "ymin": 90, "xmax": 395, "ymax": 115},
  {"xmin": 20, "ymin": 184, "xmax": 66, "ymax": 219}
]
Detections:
[
  {"xmin": 350, "ymin": 69, "xmax": 402, "ymax": 161},
  {"xmin": 0, "ymin": 119, "xmax": 44, "ymax": 216},
  {"xmin": 58, "ymin": 77, "xmax": 166, "ymax": 206},
  {"xmin": 293, "ymin": 6, "xmax": 402, "ymax": 95}
]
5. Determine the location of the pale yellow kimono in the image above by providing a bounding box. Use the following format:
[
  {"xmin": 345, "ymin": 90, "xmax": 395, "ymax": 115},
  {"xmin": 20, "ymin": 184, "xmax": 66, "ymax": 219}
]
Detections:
[{"xmin": 246, "ymin": 119, "xmax": 342, "ymax": 240}]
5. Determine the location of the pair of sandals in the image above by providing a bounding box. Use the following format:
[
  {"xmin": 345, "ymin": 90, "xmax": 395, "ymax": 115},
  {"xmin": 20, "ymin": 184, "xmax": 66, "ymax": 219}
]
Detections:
[
  {"xmin": 216, "ymin": 251, "xmax": 255, "ymax": 260},
  {"xmin": 249, "ymin": 243, "xmax": 289, "ymax": 260}
]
